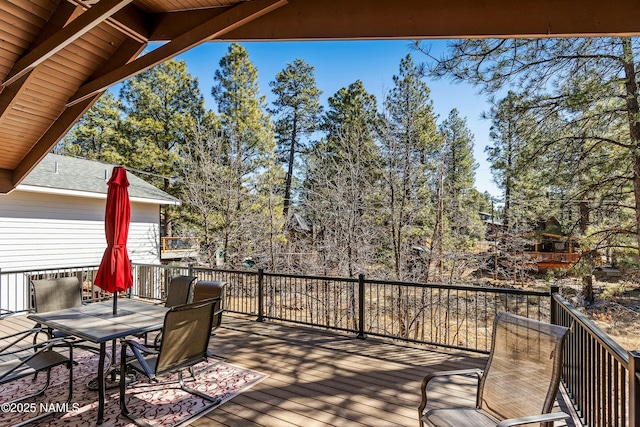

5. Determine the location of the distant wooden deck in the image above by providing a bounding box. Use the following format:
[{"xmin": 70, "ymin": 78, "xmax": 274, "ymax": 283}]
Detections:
[{"xmin": 0, "ymin": 312, "xmax": 581, "ymax": 427}]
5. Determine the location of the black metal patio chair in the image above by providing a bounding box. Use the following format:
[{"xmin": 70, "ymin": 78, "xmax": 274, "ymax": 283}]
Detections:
[
  {"xmin": 192, "ymin": 280, "xmax": 226, "ymax": 335},
  {"xmin": 419, "ymin": 311, "xmax": 571, "ymax": 427},
  {"xmin": 144, "ymin": 275, "xmax": 198, "ymax": 347},
  {"xmin": 31, "ymin": 276, "xmax": 112, "ymax": 382},
  {"xmin": 163, "ymin": 275, "xmax": 197, "ymax": 307},
  {"xmin": 119, "ymin": 298, "xmax": 220, "ymax": 426},
  {"xmin": 0, "ymin": 328, "xmax": 73, "ymax": 427}
]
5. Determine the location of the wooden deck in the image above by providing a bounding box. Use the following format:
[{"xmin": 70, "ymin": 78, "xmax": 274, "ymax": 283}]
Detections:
[{"xmin": 0, "ymin": 312, "xmax": 581, "ymax": 427}]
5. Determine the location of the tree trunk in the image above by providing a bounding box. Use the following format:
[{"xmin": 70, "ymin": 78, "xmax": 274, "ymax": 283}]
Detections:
[
  {"xmin": 283, "ymin": 114, "xmax": 298, "ymax": 218},
  {"xmin": 621, "ymin": 37, "xmax": 640, "ymax": 254}
]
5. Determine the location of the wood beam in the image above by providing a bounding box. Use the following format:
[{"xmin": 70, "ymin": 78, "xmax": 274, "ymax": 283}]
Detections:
[
  {"xmin": 149, "ymin": 9, "xmax": 227, "ymax": 41},
  {"xmin": 109, "ymin": 4, "xmax": 153, "ymax": 43},
  {"xmin": 67, "ymin": 0, "xmax": 152, "ymax": 43},
  {"xmin": 0, "ymin": 169, "xmax": 13, "ymax": 194},
  {"xmin": 2, "ymin": 0, "xmax": 134, "ymax": 87},
  {"xmin": 5, "ymin": 38, "xmax": 147, "ymax": 193},
  {"xmin": 31, "ymin": 1, "xmax": 79, "ymax": 48},
  {"xmin": 67, "ymin": 0, "xmax": 288, "ymax": 107},
  {"xmin": 11, "ymin": 96, "xmax": 101, "ymax": 192},
  {"xmin": 220, "ymin": 0, "xmax": 640, "ymax": 40},
  {"xmin": 0, "ymin": 73, "xmax": 31, "ymax": 119}
]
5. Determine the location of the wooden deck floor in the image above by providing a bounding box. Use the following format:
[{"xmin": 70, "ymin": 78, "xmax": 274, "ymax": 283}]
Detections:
[{"xmin": 0, "ymin": 312, "xmax": 580, "ymax": 427}]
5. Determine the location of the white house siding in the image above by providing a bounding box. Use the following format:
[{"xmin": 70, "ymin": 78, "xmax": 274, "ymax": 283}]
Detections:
[{"xmin": 0, "ymin": 191, "xmax": 162, "ymax": 313}]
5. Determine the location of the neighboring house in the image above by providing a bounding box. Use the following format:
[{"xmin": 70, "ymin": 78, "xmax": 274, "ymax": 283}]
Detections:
[{"xmin": 0, "ymin": 154, "xmax": 179, "ymax": 313}]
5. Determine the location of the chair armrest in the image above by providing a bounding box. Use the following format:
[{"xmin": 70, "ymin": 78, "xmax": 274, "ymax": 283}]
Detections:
[
  {"xmin": 121, "ymin": 339, "xmax": 159, "ymax": 378},
  {"xmin": 0, "ymin": 337, "xmax": 72, "ymax": 382},
  {"xmin": 419, "ymin": 368, "xmax": 483, "ymax": 422},
  {"xmin": 496, "ymin": 411, "xmax": 570, "ymax": 427},
  {"xmin": 422, "ymin": 368, "xmax": 483, "ymax": 384},
  {"xmin": 0, "ymin": 328, "xmax": 50, "ymax": 354},
  {"xmin": 122, "ymin": 339, "xmax": 159, "ymax": 355}
]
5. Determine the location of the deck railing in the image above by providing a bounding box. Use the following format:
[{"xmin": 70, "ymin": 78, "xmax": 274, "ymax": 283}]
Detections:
[
  {"xmin": 188, "ymin": 267, "xmax": 550, "ymax": 352},
  {"xmin": 2, "ymin": 263, "xmax": 640, "ymax": 425},
  {"xmin": 552, "ymin": 292, "xmax": 640, "ymax": 426},
  {"xmin": 0, "ymin": 263, "xmax": 191, "ymax": 314}
]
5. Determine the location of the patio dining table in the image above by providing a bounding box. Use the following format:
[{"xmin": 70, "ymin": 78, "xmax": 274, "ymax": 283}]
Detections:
[{"xmin": 28, "ymin": 298, "xmax": 168, "ymax": 425}]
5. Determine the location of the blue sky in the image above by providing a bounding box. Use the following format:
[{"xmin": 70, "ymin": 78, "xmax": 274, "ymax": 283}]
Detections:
[{"xmin": 170, "ymin": 40, "xmax": 500, "ymax": 197}]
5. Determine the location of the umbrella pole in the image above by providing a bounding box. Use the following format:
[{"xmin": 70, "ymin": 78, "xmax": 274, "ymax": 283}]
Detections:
[{"xmin": 113, "ymin": 291, "xmax": 117, "ymax": 315}]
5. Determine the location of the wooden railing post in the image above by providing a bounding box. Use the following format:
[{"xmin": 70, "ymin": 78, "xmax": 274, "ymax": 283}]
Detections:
[
  {"xmin": 629, "ymin": 350, "xmax": 640, "ymax": 427},
  {"xmin": 188, "ymin": 263, "xmax": 194, "ymax": 277},
  {"xmin": 257, "ymin": 268, "xmax": 265, "ymax": 322},
  {"xmin": 357, "ymin": 273, "xmax": 366, "ymax": 339},
  {"xmin": 550, "ymin": 284, "xmax": 559, "ymax": 324}
]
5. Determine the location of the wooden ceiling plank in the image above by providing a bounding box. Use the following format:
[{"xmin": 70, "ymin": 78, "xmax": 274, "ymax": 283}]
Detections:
[
  {"xmin": 0, "ymin": 35, "xmax": 147, "ymax": 193},
  {"xmin": 0, "ymin": 73, "xmax": 31, "ymax": 118},
  {"xmin": 6, "ymin": 0, "xmax": 54, "ymax": 15},
  {"xmin": 11, "ymin": 95, "xmax": 100, "ymax": 190},
  {"xmin": 3, "ymin": 0, "xmax": 134, "ymax": 87},
  {"xmin": 0, "ymin": 9, "xmax": 42, "ymax": 39},
  {"xmin": 0, "ymin": 30, "xmax": 32, "ymax": 55},
  {"xmin": 67, "ymin": 0, "xmax": 289, "ymax": 106},
  {"xmin": 0, "ymin": 1, "xmax": 49, "ymax": 25},
  {"xmin": 29, "ymin": 1, "xmax": 78, "ymax": 48}
]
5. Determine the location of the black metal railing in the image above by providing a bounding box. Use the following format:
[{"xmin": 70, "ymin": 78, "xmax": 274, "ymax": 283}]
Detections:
[
  {"xmin": 552, "ymin": 291, "xmax": 640, "ymax": 426},
  {"xmin": 4, "ymin": 263, "xmax": 640, "ymax": 425},
  {"xmin": 189, "ymin": 267, "xmax": 549, "ymax": 353}
]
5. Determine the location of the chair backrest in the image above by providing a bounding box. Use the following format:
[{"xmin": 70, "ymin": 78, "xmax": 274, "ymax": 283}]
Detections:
[
  {"xmin": 164, "ymin": 275, "xmax": 196, "ymax": 308},
  {"xmin": 32, "ymin": 277, "xmax": 83, "ymax": 313},
  {"xmin": 192, "ymin": 281, "xmax": 226, "ymax": 332},
  {"xmin": 478, "ymin": 312, "xmax": 570, "ymax": 421},
  {"xmin": 155, "ymin": 299, "xmax": 216, "ymax": 376}
]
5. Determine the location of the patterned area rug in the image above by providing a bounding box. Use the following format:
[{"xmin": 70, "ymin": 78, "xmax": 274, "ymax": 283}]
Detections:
[{"xmin": 0, "ymin": 349, "xmax": 267, "ymax": 427}]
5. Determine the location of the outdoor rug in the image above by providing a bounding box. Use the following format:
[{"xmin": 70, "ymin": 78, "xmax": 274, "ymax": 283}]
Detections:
[{"xmin": 0, "ymin": 349, "xmax": 267, "ymax": 427}]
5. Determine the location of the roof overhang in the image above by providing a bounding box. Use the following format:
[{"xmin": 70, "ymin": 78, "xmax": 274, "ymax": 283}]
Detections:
[{"xmin": 16, "ymin": 184, "xmax": 181, "ymax": 206}]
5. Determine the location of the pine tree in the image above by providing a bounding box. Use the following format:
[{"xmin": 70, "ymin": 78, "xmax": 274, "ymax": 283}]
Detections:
[
  {"xmin": 119, "ymin": 59, "xmax": 206, "ymax": 237},
  {"xmin": 305, "ymin": 80, "xmax": 381, "ymax": 277},
  {"xmin": 269, "ymin": 58, "xmax": 323, "ymax": 218},
  {"xmin": 57, "ymin": 93, "xmax": 126, "ymax": 165},
  {"xmin": 210, "ymin": 43, "xmax": 283, "ymax": 267},
  {"xmin": 380, "ymin": 54, "xmax": 439, "ymax": 281},
  {"xmin": 417, "ymin": 37, "xmax": 640, "ymax": 255},
  {"xmin": 439, "ymin": 108, "xmax": 483, "ymax": 258}
]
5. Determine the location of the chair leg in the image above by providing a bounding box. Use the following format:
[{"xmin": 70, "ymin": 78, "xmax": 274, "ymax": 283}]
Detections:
[
  {"xmin": 119, "ymin": 342, "xmax": 152, "ymax": 427},
  {"xmin": 11, "ymin": 349, "xmax": 74, "ymax": 427},
  {"xmin": 178, "ymin": 371, "xmax": 221, "ymax": 405}
]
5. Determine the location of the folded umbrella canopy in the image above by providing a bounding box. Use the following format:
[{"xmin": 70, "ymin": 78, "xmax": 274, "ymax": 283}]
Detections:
[{"xmin": 95, "ymin": 166, "xmax": 133, "ymax": 315}]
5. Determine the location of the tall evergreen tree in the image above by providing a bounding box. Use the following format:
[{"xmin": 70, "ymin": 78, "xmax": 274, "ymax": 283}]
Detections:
[
  {"xmin": 380, "ymin": 54, "xmax": 439, "ymax": 281},
  {"xmin": 485, "ymin": 92, "xmax": 559, "ymax": 228},
  {"xmin": 57, "ymin": 93, "xmax": 126, "ymax": 165},
  {"xmin": 119, "ymin": 59, "xmax": 206, "ymax": 237},
  {"xmin": 269, "ymin": 59, "xmax": 323, "ymax": 218},
  {"xmin": 210, "ymin": 43, "xmax": 282, "ymax": 267},
  {"xmin": 417, "ymin": 37, "xmax": 640, "ymax": 255},
  {"xmin": 439, "ymin": 108, "xmax": 482, "ymax": 252},
  {"xmin": 305, "ymin": 80, "xmax": 381, "ymax": 277}
]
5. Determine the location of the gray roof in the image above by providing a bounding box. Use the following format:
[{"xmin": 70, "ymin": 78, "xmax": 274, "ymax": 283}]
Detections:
[{"xmin": 20, "ymin": 154, "xmax": 180, "ymax": 205}]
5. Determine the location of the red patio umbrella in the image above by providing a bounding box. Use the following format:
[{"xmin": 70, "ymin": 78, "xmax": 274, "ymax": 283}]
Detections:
[{"xmin": 95, "ymin": 166, "xmax": 133, "ymax": 315}]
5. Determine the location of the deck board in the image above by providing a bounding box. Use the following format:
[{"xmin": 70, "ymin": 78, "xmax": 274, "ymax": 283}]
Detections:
[{"xmin": 0, "ymin": 312, "xmax": 580, "ymax": 427}]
